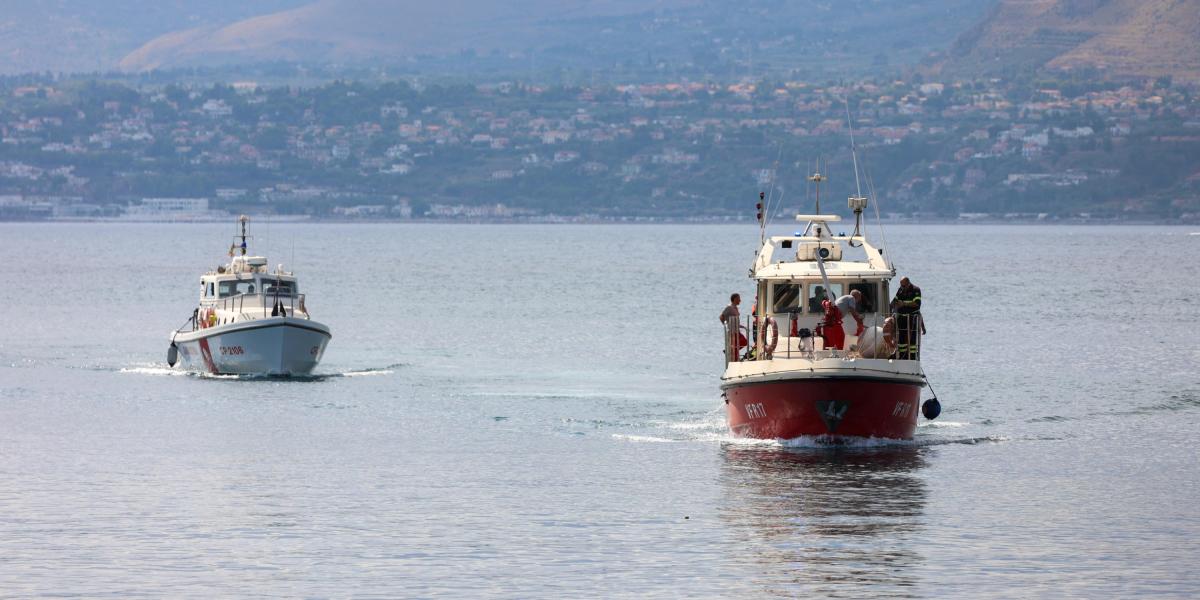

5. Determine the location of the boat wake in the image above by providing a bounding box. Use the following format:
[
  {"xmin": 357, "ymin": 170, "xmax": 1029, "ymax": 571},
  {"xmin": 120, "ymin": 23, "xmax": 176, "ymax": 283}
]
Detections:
[
  {"xmin": 118, "ymin": 362, "xmax": 404, "ymax": 381},
  {"xmin": 118, "ymin": 365, "xmax": 193, "ymax": 377},
  {"xmin": 719, "ymin": 432, "xmax": 1007, "ymax": 449},
  {"xmin": 611, "ymin": 434, "xmax": 679, "ymax": 443},
  {"xmin": 336, "ymin": 364, "xmax": 403, "ymax": 378},
  {"xmin": 604, "ymin": 402, "xmax": 1007, "ymax": 449}
]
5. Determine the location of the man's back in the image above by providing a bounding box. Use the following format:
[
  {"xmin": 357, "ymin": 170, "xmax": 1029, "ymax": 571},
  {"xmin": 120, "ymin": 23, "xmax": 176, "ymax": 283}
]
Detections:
[
  {"xmin": 720, "ymin": 303, "xmax": 739, "ymax": 323},
  {"xmin": 834, "ymin": 294, "xmax": 857, "ymax": 315}
]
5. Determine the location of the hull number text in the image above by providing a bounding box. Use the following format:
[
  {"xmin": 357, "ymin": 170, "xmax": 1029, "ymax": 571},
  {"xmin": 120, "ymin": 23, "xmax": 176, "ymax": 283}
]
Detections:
[
  {"xmin": 219, "ymin": 345, "xmax": 245, "ymax": 356},
  {"xmin": 745, "ymin": 403, "xmax": 767, "ymax": 419}
]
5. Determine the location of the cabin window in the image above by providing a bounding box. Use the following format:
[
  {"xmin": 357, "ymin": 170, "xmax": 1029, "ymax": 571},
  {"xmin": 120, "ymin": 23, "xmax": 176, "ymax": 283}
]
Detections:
[
  {"xmin": 771, "ymin": 283, "xmax": 802, "ymax": 314},
  {"xmin": 848, "ymin": 282, "xmax": 878, "ymax": 313},
  {"xmin": 206, "ymin": 282, "xmax": 215, "ymax": 297},
  {"xmin": 807, "ymin": 283, "xmax": 843, "ymax": 313},
  {"xmin": 218, "ymin": 280, "xmax": 259, "ymax": 297},
  {"xmin": 263, "ymin": 280, "xmax": 296, "ymax": 297}
]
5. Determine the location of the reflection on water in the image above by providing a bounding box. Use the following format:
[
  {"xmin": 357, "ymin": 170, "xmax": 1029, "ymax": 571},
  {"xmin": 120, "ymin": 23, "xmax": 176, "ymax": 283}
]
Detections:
[{"xmin": 719, "ymin": 445, "xmax": 928, "ymax": 597}]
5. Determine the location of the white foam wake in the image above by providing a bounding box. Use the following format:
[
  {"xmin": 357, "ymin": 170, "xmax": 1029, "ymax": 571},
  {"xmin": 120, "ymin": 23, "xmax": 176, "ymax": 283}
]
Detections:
[
  {"xmin": 119, "ymin": 366, "xmax": 188, "ymax": 377},
  {"xmin": 611, "ymin": 434, "xmax": 677, "ymax": 443},
  {"xmin": 919, "ymin": 420, "xmax": 970, "ymax": 428},
  {"xmin": 338, "ymin": 369, "xmax": 394, "ymax": 377}
]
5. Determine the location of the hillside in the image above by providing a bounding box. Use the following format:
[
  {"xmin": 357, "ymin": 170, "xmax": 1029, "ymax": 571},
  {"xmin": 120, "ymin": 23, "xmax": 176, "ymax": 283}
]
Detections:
[
  {"xmin": 117, "ymin": 0, "xmax": 697, "ymax": 72},
  {"xmin": 0, "ymin": 1, "xmax": 992, "ymax": 78},
  {"xmin": 938, "ymin": 0, "xmax": 1200, "ymax": 82},
  {"xmin": 115, "ymin": 0, "xmax": 993, "ymax": 77},
  {"xmin": 0, "ymin": 0, "xmax": 306, "ymax": 75}
]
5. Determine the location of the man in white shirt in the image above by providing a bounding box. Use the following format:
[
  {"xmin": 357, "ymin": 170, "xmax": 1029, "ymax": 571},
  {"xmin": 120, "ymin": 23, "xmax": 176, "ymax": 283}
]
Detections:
[{"xmin": 834, "ymin": 290, "xmax": 865, "ymax": 336}]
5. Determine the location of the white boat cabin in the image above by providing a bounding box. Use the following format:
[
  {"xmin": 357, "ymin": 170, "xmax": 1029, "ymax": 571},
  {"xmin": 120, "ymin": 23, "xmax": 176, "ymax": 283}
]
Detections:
[
  {"xmin": 741, "ymin": 214, "xmax": 896, "ymax": 357},
  {"xmin": 195, "ymin": 255, "xmax": 309, "ymax": 327}
]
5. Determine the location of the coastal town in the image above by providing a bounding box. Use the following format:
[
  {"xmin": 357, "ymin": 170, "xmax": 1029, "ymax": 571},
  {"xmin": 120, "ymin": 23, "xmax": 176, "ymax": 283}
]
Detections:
[{"xmin": 2, "ymin": 74, "xmax": 1197, "ymax": 222}]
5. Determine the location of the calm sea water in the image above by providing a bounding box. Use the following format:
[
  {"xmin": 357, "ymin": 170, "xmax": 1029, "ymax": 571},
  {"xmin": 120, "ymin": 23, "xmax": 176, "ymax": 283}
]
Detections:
[{"xmin": 1, "ymin": 223, "xmax": 1198, "ymax": 598}]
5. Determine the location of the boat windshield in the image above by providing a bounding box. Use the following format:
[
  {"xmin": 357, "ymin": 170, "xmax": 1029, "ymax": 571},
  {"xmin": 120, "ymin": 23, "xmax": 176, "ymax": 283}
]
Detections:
[
  {"xmin": 218, "ymin": 280, "xmax": 259, "ymax": 297},
  {"xmin": 262, "ymin": 279, "xmax": 297, "ymax": 297},
  {"xmin": 807, "ymin": 283, "xmax": 843, "ymax": 312},
  {"xmin": 848, "ymin": 282, "xmax": 878, "ymax": 313},
  {"xmin": 772, "ymin": 283, "xmax": 802, "ymax": 314}
]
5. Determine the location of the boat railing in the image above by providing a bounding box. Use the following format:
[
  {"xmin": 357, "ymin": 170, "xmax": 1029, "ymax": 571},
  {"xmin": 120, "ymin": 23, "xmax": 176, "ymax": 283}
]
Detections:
[
  {"xmin": 723, "ymin": 312, "xmax": 922, "ymax": 364},
  {"xmin": 187, "ymin": 292, "xmax": 312, "ymax": 331},
  {"xmin": 211, "ymin": 291, "xmax": 307, "ymax": 315}
]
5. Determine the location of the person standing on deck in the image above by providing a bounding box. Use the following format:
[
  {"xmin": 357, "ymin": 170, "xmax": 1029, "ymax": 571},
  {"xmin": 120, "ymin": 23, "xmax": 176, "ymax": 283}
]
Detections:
[
  {"xmin": 720, "ymin": 293, "xmax": 746, "ymax": 358},
  {"xmin": 719, "ymin": 293, "xmax": 741, "ymax": 324},
  {"xmin": 890, "ymin": 277, "xmax": 923, "ymax": 359},
  {"xmin": 835, "ymin": 290, "xmax": 866, "ymax": 337}
]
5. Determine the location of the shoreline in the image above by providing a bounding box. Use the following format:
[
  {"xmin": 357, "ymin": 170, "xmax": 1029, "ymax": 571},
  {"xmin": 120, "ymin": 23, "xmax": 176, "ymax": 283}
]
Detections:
[{"xmin": 0, "ymin": 217, "xmax": 1195, "ymax": 226}]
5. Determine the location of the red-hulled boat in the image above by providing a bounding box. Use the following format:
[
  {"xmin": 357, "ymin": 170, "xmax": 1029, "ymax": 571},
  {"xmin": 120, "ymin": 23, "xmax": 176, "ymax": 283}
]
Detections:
[{"xmin": 721, "ymin": 172, "xmax": 932, "ymax": 442}]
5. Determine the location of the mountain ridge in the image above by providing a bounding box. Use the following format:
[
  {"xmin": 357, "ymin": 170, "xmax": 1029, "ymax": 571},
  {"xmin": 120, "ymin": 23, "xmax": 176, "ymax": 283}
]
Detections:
[
  {"xmin": 118, "ymin": 0, "xmax": 701, "ymax": 72},
  {"xmin": 936, "ymin": 0, "xmax": 1200, "ymax": 82}
]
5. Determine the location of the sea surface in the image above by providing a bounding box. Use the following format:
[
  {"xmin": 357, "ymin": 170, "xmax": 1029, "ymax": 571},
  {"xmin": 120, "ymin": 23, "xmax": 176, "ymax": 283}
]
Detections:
[{"xmin": 1, "ymin": 222, "xmax": 1198, "ymax": 598}]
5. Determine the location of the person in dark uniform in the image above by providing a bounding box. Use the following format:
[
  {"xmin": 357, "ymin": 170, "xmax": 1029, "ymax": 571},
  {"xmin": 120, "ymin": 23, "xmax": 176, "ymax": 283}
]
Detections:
[{"xmin": 890, "ymin": 277, "xmax": 922, "ymax": 360}]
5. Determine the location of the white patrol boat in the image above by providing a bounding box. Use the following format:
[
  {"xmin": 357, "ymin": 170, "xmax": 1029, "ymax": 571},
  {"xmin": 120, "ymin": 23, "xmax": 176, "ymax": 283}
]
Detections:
[{"xmin": 167, "ymin": 216, "xmax": 331, "ymax": 376}]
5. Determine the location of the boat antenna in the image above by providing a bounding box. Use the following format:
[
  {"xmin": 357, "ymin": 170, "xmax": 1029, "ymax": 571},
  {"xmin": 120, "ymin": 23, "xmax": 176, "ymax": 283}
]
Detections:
[
  {"xmin": 845, "ymin": 101, "xmax": 867, "ymax": 247},
  {"xmin": 238, "ymin": 215, "xmax": 249, "ymax": 256},
  {"xmin": 799, "ymin": 159, "xmax": 825, "ymax": 237},
  {"xmin": 842, "ymin": 98, "xmax": 895, "ymax": 269},
  {"xmin": 756, "ymin": 191, "xmax": 766, "ymax": 247},
  {"xmin": 845, "ymin": 101, "xmax": 865, "ymax": 201},
  {"xmin": 760, "ymin": 143, "xmax": 785, "ymax": 233},
  {"xmin": 807, "ymin": 165, "xmax": 826, "ymax": 226},
  {"xmin": 861, "ymin": 156, "xmax": 895, "ymax": 271}
]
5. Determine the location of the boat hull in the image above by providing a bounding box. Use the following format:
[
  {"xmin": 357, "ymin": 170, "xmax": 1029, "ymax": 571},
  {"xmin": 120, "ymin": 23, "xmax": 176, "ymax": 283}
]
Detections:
[
  {"xmin": 173, "ymin": 317, "xmax": 330, "ymax": 376},
  {"xmin": 724, "ymin": 377, "xmax": 922, "ymax": 441}
]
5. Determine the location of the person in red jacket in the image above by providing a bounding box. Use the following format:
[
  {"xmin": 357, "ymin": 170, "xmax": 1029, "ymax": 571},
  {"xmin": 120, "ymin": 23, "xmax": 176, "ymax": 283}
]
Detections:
[{"xmin": 821, "ymin": 297, "xmax": 845, "ymax": 350}]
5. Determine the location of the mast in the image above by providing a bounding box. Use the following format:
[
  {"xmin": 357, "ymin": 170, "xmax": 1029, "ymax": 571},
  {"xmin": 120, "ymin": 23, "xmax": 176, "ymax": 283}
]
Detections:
[
  {"xmin": 756, "ymin": 191, "xmax": 765, "ymax": 248},
  {"xmin": 238, "ymin": 215, "xmax": 249, "ymax": 256},
  {"xmin": 807, "ymin": 169, "xmax": 826, "ymax": 214},
  {"xmin": 806, "ymin": 169, "xmax": 827, "ymax": 237}
]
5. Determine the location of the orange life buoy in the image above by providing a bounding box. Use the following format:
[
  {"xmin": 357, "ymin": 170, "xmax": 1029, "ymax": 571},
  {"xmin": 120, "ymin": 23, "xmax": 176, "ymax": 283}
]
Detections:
[{"xmin": 760, "ymin": 316, "xmax": 779, "ymax": 357}]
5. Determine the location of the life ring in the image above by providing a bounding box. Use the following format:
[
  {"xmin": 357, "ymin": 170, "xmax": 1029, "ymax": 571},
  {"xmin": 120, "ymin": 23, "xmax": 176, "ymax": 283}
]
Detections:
[{"xmin": 760, "ymin": 316, "xmax": 779, "ymax": 357}]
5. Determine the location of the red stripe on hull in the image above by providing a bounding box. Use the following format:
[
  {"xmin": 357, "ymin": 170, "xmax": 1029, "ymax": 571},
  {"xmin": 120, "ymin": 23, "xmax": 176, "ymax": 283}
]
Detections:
[
  {"xmin": 725, "ymin": 378, "xmax": 921, "ymax": 440},
  {"xmin": 197, "ymin": 337, "xmax": 218, "ymax": 374}
]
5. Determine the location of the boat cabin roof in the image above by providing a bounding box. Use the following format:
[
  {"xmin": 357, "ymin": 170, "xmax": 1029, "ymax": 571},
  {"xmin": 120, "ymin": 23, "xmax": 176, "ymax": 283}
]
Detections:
[
  {"xmin": 752, "ymin": 215, "xmax": 892, "ymax": 281},
  {"xmin": 202, "ymin": 255, "xmax": 295, "ymax": 282}
]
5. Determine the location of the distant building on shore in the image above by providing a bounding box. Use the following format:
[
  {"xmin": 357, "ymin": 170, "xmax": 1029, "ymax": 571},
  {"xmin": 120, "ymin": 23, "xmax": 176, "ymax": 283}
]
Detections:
[{"xmin": 122, "ymin": 198, "xmax": 223, "ymax": 221}]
